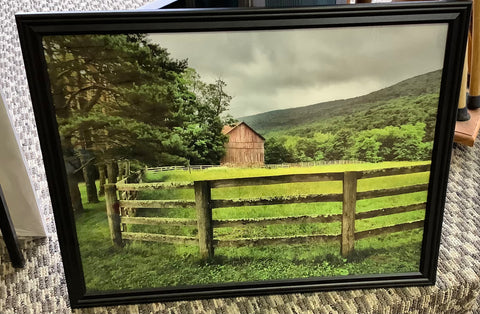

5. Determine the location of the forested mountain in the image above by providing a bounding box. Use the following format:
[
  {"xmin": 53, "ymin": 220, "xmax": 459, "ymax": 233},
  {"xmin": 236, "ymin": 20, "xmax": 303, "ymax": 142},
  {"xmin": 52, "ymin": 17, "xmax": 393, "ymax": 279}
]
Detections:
[
  {"xmin": 239, "ymin": 70, "xmax": 442, "ymax": 164},
  {"xmin": 240, "ymin": 70, "xmax": 441, "ymax": 135}
]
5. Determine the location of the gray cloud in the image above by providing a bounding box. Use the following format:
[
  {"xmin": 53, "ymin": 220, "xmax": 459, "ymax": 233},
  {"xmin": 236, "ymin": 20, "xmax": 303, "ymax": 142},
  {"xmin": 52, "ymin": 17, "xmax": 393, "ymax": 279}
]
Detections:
[{"xmin": 148, "ymin": 24, "xmax": 447, "ymax": 118}]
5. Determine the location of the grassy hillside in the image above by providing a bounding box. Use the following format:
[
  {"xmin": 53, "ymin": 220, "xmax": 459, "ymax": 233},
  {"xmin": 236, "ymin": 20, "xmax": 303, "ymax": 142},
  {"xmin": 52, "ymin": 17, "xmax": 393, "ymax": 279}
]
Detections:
[{"xmin": 239, "ymin": 70, "xmax": 441, "ymax": 135}]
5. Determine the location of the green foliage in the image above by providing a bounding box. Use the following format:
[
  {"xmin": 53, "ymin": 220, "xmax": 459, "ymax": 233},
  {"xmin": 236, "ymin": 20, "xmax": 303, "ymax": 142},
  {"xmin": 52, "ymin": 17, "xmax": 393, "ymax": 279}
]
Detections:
[
  {"xmin": 264, "ymin": 137, "xmax": 295, "ymax": 164},
  {"xmin": 262, "ymin": 94, "xmax": 438, "ymax": 163},
  {"xmin": 351, "ymin": 123, "xmax": 432, "ymax": 163},
  {"xmin": 43, "ymin": 34, "xmax": 232, "ymax": 167},
  {"xmin": 174, "ymin": 69, "xmax": 234, "ymax": 165},
  {"xmin": 293, "ymin": 138, "xmax": 320, "ymax": 161},
  {"xmin": 353, "ymin": 136, "xmax": 382, "ymax": 163},
  {"xmin": 241, "ymin": 70, "xmax": 441, "ymax": 135},
  {"xmin": 322, "ymin": 128, "xmax": 355, "ymax": 161},
  {"xmin": 248, "ymin": 71, "xmax": 440, "ymax": 164},
  {"xmin": 264, "ymin": 120, "xmax": 434, "ymax": 163}
]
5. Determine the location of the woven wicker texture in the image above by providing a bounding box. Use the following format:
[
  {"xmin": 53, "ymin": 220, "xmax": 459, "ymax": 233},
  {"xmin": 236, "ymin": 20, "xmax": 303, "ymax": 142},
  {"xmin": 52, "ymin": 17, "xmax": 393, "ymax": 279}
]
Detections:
[{"xmin": 1, "ymin": 1, "xmax": 480, "ymax": 313}]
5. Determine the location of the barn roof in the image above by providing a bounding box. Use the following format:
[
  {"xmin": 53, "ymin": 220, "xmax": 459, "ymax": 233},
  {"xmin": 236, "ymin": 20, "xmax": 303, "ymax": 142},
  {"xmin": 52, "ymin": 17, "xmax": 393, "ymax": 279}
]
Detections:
[{"xmin": 222, "ymin": 121, "xmax": 265, "ymax": 141}]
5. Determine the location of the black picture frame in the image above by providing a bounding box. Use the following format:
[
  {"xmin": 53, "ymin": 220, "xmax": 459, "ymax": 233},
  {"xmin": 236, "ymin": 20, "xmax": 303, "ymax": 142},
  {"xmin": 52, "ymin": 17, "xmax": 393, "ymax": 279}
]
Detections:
[{"xmin": 16, "ymin": 2, "xmax": 471, "ymax": 308}]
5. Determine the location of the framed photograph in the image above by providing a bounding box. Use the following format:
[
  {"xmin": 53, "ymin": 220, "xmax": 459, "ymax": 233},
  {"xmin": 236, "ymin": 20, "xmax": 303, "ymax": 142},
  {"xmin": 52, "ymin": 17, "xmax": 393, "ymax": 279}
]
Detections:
[{"xmin": 16, "ymin": 2, "xmax": 471, "ymax": 308}]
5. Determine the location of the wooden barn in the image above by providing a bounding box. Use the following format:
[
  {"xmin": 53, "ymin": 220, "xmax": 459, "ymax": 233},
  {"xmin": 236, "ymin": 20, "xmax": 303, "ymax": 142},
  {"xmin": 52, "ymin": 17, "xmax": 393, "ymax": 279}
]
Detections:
[{"xmin": 221, "ymin": 122, "xmax": 265, "ymax": 167}]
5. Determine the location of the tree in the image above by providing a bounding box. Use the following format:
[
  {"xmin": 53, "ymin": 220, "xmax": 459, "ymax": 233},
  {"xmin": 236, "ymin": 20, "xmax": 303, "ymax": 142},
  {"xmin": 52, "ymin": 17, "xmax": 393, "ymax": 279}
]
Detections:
[
  {"xmin": 179, "ymin": 69, "xmax": 234, "ymax": 165},
  {"xmin": 43, "ymin": 34, "xmax": 232, "ymax": 210},
  {"xmin": 43, "ymin": 34, "xmax": 235, "ymax": 211},
  {"xmin": 264, "ymin": 137, "xmax": 294, "ymax": 164},
  {"xmin": 295, "ymin": 138, "xmax": 321, "ymax": 161},
  {"xmin": 350, "ymin": 123, "xmax": 432, "ymax": 162},
  {"xmin": 323, "ymin": 129, "xmax": 354, "ymax": 161},
  {"xmin": 390, "ymin": 123, "xmax": 431, "ymax": 161},
  {"xmin": 352, "ymin": 136, "xmax": 382, "ymax": 163},
  {"xmin": 45, "ymin": 34, "xmax": 191, "ymax": 161}
]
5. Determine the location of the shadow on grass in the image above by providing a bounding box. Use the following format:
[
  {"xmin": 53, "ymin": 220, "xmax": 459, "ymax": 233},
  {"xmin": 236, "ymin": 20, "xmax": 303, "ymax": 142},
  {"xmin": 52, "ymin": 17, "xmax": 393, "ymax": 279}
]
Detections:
[
  {"xmin": 346, "ymin": 247, "xmax": 389, "ymax": 263},
  {"xmin": 199, "ymin": 246, "xmax": 389, "ymax": 268}
]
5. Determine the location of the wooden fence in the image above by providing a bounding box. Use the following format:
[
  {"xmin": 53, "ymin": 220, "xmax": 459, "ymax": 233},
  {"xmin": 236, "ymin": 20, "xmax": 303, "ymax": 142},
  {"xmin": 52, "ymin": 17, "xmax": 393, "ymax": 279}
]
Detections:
[
  {"xmin": 264, "ymin": 160, "xmax": 366, "ymax": 169},
  {"xmin": 147, "ymin": 165, "xmax": 221, "ymax": 172},
  {"xmin": 146, "ymin": 160, "xmax": 365, "ymax": 172},
  {"xmin": 105, "ymin": 164, "xmax": 430, "ymax": 259}
]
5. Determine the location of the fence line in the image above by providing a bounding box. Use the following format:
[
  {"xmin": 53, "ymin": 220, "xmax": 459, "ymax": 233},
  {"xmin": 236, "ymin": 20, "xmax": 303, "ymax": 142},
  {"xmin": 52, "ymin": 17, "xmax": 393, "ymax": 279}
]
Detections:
[
  {"xmin": 116, "ymin": 181, "xmax": 193, "ymax": 191},
  {"xmin": 214, "ymin": 234, "xmax": 341, "ymax": 248},
  {"xmin": 117, "ymin": 167, "xmax": 144, "ymax": 218},
  {"xmin": 265, "ymin": 160, "xmax": 366, "ymax": 169},
  {"xmin": 147, "ymin": 165, "xmax": 221, "ymax": 172},
  {"xmin": 122, "ymin": 232, "xmax": 198, "ymax": 245},
  {"xmin": 146, "ymin": 160, "xmax": 367, "ymax": 172},
  {"xmin": 104, "ymin": 164, "xmax": 430, "ymax": 259},
  {"xmin": 213, "ymin": 214, "xmax": 342, "ymax": 228}
]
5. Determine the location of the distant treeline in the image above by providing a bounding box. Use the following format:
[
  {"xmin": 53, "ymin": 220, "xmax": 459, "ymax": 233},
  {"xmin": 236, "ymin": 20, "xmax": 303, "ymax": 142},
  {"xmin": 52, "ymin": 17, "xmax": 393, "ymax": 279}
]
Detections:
[{"xmin": 264, "ymin": 94, "xmax": 438, "ymax": 163}]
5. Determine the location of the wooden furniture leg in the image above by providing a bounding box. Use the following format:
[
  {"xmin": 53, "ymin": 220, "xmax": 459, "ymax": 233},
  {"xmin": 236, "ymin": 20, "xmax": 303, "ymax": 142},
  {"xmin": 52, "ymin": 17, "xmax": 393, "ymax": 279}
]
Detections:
[
  {"xmin": 454, "ymin": 0, "xmax": 480, "ymax": 145},
  {"xmin": 468, "ymin": 0, "xmax": 480, "ymax": 109}
]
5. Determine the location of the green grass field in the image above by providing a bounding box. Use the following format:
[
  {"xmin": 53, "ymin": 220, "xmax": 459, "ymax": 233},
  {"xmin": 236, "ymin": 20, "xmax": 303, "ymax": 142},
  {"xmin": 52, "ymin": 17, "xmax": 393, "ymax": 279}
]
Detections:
[{"xmin": 75, "ymin": 161, "xmax": 428, "ymax": 291}]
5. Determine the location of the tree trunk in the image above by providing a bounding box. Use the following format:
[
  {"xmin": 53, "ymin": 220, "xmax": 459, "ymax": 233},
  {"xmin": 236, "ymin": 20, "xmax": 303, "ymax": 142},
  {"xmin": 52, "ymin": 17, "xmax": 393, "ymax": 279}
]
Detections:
[
  {"xmin": 106, "ymin": 160, "xmax": 117, "ymax": 184},
  {"xmin": 80, "ymin": 150, "xmax": 99, "ymax": 203},
  {"xmin": 98, "ymin": 163, "xmax": 106, "ymax": 197},
  {"xmin": 64, "ymin": 158, "xmax": 84, "ymax": 214},
  {"xmin": 76, "ymin": 72, "xmax": 98, "ymax": 203},
  {"xmin": 67, "ymin": 176, "xmax": 84, "ymax": 214}
]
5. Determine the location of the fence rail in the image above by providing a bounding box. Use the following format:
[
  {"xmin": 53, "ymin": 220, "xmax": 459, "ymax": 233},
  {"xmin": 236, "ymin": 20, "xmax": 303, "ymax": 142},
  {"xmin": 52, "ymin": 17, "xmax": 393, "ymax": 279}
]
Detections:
[
  {"xmin": 265, "ymin": 160, "xmax": 366, "ymax": 168},
  {"xmin": 355, "ymin": 202, "xmax": 426, "ymax": 220},
  {"xmin": 356, "ymin": 184, "xmax": 429, "ymax": 200},
  {"xmin": 122, "ymin": 232, "xmax": 198, "ymax": 245},
  {"xmin": 121, "ymin": 217, "xmax": 197, "ymax": 226},
  {"xmin": 355, "ymin": 220, "xmax": 425, "ymax": 240},
  {"xmin": 210, "ymin": 172, "xmax": 344, "ymax": 188},
  {"xmin": 211, "ymin": 193, "xmax": 344, "ymax": 208},
  {"xmin": 105, "ymin": 164, "xmax": 431, "ymax": 259},
  {"xmin": 213, "ymin": 214, "xmax": 342, "ymax": 228},
  {"xmin": 116, "ymin": 182, "xmax": 193, "ymax": 191},
  {"xmin": 214, "ymin": 234, "xmax": 341, "ymax": 248},
  {"xmin": 118, "ymin": 199, "xmax": 195, "ymax": 209},
  {"xmin": 147, "ymin": 165, "xmax": 221, "ymax": 172}
]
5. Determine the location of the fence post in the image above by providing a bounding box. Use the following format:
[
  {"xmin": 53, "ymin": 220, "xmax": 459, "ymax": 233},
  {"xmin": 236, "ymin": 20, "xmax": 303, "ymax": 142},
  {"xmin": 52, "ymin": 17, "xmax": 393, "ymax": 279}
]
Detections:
[
  {"xmin": 341, "ymin": 171, "xmax": 357, "ymax": 257},
  {"xmin": 194, "ymin": 181, "xmax": 214, "ymax": 260},
  {"xmin": 117, "ymin": 160, "xmax": 125, "ymax": 180},
  {"xmin": 125, "ymin": 160, "xmax": 131, "ymax": 177},
  {"xmin": 104, "ymin": 184, "xmax": 123, "ymax": 247}
]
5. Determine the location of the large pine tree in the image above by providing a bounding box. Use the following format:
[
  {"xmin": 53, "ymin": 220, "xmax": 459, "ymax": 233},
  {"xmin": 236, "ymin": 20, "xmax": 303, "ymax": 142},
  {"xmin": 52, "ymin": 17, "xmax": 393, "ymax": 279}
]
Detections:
[{"xmin": 43, "ymin": 34, "xmax": 232, "ymax": 211}]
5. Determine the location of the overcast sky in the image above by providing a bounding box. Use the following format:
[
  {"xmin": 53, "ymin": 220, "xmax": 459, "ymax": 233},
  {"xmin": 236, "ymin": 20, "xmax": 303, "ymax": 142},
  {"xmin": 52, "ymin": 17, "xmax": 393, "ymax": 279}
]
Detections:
[{"xmin": 148, "ymin": 24, "xmax": 447, "ymax": 118}]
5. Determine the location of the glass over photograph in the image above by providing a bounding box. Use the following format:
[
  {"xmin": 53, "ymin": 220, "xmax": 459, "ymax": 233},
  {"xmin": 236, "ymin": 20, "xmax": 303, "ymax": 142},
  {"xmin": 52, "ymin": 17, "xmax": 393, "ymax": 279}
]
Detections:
[{"xmin": 42, "ymin": 24, "xmax": 447, "ymax": 292}]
